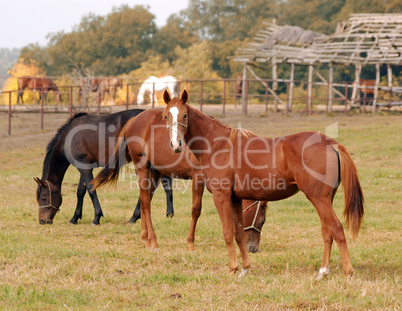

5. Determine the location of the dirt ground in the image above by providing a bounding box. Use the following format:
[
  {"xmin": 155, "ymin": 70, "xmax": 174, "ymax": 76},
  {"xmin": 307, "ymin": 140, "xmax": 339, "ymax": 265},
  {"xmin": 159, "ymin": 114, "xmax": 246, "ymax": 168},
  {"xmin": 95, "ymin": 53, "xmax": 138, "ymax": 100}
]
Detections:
[{"xmin": 0, "ymin": 104, "xmax": 400, "ymax": 155}]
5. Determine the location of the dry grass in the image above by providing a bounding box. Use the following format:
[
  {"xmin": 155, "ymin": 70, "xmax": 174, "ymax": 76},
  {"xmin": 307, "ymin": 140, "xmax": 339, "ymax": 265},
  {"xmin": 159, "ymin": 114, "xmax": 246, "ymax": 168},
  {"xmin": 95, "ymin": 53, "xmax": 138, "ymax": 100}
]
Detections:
[{"xmin": 0, "ymin": 108, "xmax": 400, "ymax": 310}]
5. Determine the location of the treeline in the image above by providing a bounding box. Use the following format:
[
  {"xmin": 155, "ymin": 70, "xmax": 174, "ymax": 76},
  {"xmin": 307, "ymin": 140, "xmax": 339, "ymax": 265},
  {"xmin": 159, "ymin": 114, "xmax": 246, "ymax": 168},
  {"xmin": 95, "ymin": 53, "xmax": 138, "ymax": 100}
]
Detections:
[{"xmin": 17, "ymin": 0, "xmax": 402, "ymax": 80}]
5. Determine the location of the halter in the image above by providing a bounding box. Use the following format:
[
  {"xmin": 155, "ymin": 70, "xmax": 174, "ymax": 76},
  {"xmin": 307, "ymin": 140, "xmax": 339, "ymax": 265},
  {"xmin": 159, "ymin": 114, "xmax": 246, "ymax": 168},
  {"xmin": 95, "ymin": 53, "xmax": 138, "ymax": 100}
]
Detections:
[
  {"xmin": 38, "ymin": 181, "xmax": 61, "ymax": 212},
  {"xmin": 243, "ymin": 201, "xmax": 261, "ymax": 233},
  {"xmin": 166, "ymin": 122, "xmax": 188, "ymax": 130}
]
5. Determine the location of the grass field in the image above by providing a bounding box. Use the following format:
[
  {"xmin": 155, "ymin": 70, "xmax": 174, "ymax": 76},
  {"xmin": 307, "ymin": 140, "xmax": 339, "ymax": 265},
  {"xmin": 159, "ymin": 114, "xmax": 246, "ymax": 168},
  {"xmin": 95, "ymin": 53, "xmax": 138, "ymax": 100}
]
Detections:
[{"xmin": 0, "ymin": 108, "xmax": 400, "ymax": 310}]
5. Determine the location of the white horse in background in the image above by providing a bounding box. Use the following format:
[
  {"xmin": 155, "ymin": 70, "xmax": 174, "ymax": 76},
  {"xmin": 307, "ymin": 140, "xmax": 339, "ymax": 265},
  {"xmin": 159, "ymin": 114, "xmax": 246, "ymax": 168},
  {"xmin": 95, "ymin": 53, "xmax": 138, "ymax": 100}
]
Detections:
[{"xmin": 137, "ymin": 76, "xmax": 179, "ymax": 105}]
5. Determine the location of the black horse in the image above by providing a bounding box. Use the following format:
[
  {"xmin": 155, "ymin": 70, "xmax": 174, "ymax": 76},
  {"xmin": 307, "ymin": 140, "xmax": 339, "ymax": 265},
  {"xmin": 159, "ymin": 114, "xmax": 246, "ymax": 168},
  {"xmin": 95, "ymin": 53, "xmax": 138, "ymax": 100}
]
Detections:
[{"xmin": 35, "ymin": 109, "xmax": 173, "ymax": 225}]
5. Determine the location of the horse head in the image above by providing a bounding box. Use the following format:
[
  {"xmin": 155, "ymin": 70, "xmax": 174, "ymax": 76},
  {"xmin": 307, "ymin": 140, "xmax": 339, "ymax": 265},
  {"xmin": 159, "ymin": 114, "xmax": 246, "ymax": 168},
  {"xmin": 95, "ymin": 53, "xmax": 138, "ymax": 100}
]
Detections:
[
  {"xmin": 243, "ymin": 200, "xmax": 268, "ymax": 253},
  {"xmin": 34, "ymin": 177, "xmax": 62, "ymax": 225},
  {"xmin": 163, "ymin": 89, "xmax": 189, "ymax": 153}
]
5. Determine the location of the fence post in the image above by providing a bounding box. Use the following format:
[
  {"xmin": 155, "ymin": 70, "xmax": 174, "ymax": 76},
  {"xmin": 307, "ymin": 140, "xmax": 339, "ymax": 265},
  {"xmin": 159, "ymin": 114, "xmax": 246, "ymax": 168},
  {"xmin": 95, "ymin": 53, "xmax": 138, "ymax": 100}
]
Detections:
[
  {"xmin": 223, "ymin": 79, "xmax": 226, "ymax": 117},
  {"xmin": 8, "ymin": 92, "xmax": 11, "ymax": 135},
  {"xmin": 126, "ymin": 83, "xmax": 129, "ymax": 110},
  {"xmin": 244, "ymin": 80, "xmax": 248, "ymax": 116},
  {"xmin": 97, "ymin": 91, "xmax": 101, "ymax": 115},
  {"xmin": 265, "ymin": 80, "xmax": 269, "ymax": 114},
  {"xmin": 152, "ymin": 83, "xmax": 155, "ymax": 108},
  {"xmin": 41, "ymin": 88, "xmax": 44, "ymax": 130},
  {"xmin": 69, "ymin": 86, "xmax": 73, "ymax": 117},
  {"xmin": 344, "ymin": 83, "xmax": 348, "ymax": 115},
  {"xmin": 200, "ymin": 81, "xmax": 203, "ymax": 112}
]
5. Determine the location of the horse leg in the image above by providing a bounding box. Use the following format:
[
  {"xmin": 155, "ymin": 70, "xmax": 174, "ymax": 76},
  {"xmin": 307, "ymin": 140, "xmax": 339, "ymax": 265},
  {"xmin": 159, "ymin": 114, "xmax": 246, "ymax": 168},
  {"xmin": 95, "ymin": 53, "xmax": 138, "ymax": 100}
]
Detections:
[
  {"xmin": 186, "ymin": 173, "xmax": 204, "ymax": 251},
  {"xmin": 70, "ymin": 175, "xmax": 86, "ymax": 224},
  {"xmin": 128, "ymin": 197, "xmax": 141, "ymax": 223},
  {"xmin": 307, "ymin": 196, "xmax": 353, "ymax": 278},
  {"xmin": 231, "ymin": 199, "xmax": 251, "ymax": 278},
  {"xmin": 161, "ymin": 175, "xmax": 174, "ymax": 218},
  {"xmin": 137, "ymin": 167, "xmax": 160, "ymax": 249},
  {"xmin": 212, "ymin": 191, "xmax": 250, "ymax": 274},
  {"xmin": 316, "ymin": 222, "xmax": 333, "ymax": 280},
  {"xmin": 17, "ymin": 90, "xmax": 23, "ymax": 104},
  {"xmin": 79, "ymin": 169, "xmax": 104, "ymax": 225}
]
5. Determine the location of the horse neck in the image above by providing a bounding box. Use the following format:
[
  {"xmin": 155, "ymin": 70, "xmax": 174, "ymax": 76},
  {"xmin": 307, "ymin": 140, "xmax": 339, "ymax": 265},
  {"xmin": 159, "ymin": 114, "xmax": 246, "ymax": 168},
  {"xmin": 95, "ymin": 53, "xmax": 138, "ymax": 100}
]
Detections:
[
  {"xmin": 42, "ymin": 144, "xmax": 70, "ymax": 189},
  {"xmin": 186, "ymin": 106, "xmax": 232, "ymax": 160}
]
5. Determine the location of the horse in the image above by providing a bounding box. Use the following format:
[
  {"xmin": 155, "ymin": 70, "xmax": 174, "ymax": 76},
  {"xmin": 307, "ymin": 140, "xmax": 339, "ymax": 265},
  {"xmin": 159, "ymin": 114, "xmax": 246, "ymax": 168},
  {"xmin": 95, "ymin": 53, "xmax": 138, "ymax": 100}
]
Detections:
[
  {"xmin": 79, "ymin": 77, "xmax": 123, "ymax": 104},
  {"xmin": 35, "ymin": 109, "xmax": 174, "ymax": 226},
  {"xmin": 136, "ymin": 76, "xmax": 179, "ymax": 105},
  {"xmin": 17, "ymin": 77, "xmax": 62, "ymax": 104},
  {"xmin": 162, "ymin": 89, "xmax": 364, "ymax": 279},
  {"xmin": 91, "ymin": 108, "xmax": 268, "ymax": 252}
]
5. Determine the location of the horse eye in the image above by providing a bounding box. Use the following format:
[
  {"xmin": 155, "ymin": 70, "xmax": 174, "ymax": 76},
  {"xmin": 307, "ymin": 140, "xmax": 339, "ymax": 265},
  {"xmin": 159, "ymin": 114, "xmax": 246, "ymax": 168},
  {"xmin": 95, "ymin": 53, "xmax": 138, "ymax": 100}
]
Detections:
[
  {"xmin": 164, "ymin": 115, "xmax": 168, "ymax": 120},
  {"xmin": 183, "ymin": 114, "xmax": 187, "ymax": 119},
  {"xmin": 41, "ymin": 196, "xmax": 47, "ymax": 202}
]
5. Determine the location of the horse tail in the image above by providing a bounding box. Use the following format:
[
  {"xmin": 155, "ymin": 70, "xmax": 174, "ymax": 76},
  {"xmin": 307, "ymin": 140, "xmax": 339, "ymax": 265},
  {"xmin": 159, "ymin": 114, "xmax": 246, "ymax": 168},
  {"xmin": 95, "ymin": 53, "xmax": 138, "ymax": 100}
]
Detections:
[
  {"xmin": 337, "ymin": 144, "xmax": 364, "ymax": 239},
  {"xmin": 92, "ymin": 120, "xmax": 133, "ymax": 190}
]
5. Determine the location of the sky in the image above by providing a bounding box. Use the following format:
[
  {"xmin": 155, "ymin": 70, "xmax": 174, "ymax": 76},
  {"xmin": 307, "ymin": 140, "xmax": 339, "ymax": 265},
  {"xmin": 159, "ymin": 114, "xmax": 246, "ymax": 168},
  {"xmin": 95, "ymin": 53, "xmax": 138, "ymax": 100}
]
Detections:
[{"xmin": 0, "ymin": 0, "xmax": 189, "ymax": 49}]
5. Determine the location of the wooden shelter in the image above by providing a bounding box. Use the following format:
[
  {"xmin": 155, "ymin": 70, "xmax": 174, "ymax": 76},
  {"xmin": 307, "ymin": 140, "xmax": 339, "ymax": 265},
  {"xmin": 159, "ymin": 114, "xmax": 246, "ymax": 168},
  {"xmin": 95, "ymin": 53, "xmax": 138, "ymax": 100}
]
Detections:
[{"xmin": 232, "ymin": 14, "xmax": 402, "ymax": 113}]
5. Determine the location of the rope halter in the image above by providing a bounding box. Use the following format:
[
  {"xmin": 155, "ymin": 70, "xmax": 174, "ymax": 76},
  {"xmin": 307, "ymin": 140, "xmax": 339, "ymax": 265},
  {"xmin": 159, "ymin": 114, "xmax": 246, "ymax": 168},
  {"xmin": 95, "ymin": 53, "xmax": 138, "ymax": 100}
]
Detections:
[
  {"xmin": 243, "ymin": 200, "xmax": 262, "ymax": 233},
  {"xmin": 38, "ymin": 181, "xmax": 61, "ymax": 212},
  {"xmin": 166, "ymin": 121, "xmax": 188, "ymax": 130}
]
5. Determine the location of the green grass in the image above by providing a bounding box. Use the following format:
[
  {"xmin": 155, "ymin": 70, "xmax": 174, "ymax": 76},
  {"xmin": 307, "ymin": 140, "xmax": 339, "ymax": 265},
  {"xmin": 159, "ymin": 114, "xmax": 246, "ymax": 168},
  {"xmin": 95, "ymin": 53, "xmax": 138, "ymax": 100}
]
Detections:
[{"xmin": 0, "ymin": 111, "xmax": 400, "ymax": 310}]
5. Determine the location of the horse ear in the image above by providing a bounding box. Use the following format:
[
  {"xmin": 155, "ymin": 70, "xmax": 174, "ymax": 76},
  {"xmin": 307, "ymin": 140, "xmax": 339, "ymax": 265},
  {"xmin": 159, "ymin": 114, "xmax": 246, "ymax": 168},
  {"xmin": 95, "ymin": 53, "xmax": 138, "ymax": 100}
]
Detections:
[
  {"xmin": 34, "ymin": 177, "xmax": 46, "ymax": 187},
  {"xmin": 163, "ymin": 90, "xmax": 171, "ymax": 104},
  {"xmin": 181, "ymin": 89, "xmax": 188, "ymax": 104}
]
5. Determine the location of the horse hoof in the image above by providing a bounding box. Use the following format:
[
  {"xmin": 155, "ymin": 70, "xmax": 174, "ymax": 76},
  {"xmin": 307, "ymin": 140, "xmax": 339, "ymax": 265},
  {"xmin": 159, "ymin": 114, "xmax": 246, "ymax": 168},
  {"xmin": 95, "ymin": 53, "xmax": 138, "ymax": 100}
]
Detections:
[
  {"xmin": 69, "ymin": 220, "xmax": 78, "ymax": 225},
  {"xmin": 128, "ymin": 218, "xmax": 138, "ymax": 224},
  {"xmin": 91, "ymin": 222, "xmax": 100, "ymax": 226},
  {"xmin": 316, "ymin": 267, "xmax": 329, "ymax": 281},
  {"xmin": 166, "ymin": 213, "xmax": 174, "ymax": 218},
  {"xmin": 238, "ymin": 268, "xmax": 249, "ymax": 279}
]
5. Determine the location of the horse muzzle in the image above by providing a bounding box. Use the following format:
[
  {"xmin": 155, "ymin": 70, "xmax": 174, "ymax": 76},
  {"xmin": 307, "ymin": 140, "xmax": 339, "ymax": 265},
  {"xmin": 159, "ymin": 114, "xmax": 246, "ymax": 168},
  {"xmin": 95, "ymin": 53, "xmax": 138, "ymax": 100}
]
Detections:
[
  {"xmin": 170, "ymin": 140, "xmax": 183, "ymax": 153},
  {"xmin": 39, "ymin": 219, "xmax": 53, "ymax": 225}
]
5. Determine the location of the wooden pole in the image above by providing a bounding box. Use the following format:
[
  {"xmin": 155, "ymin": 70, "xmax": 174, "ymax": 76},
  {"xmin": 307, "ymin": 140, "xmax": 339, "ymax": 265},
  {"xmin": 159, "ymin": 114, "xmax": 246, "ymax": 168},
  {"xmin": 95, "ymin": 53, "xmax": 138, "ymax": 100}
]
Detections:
[
  {"xmin": 307, "ymin": 64, "xmax": 313, "ymax": 115},
  {"xmin": 241, "ymin": 64, "xmax": 247, "ymax": 114},
  {"xmin": 387, "ymin": 64, "xmax": 393, "ymax": 107},
  {"xmin": 328, "ymin": 63, "xmax": 333, "ymax": 113},
  {"xmin": 351, "ymin": 64, "xmax": 361, "ymax": 107},
  {"xmin": 8, "ymin": 92, "xmax": 11, "ymax": 135},
  {"xmin": 41, "ymin": 88, "xmax": 44, "ymax": 130},
  {"xmin": 69, "ymin": 86, "xmax": 73, "ymax": 117},
  {"xmin": 289, "ymin": 63, "xmax": 294, "ymax": 112},
  {"xmin": 272, "ymin": 62, "xmax": 278, "ymax": 112},
  {"xmin": 223, "ymin": 80, "xmax": 226, "ymax": 117},
  {"xmin": 373, "ymin": 64, "xmax": 380, "ymax": 114}
]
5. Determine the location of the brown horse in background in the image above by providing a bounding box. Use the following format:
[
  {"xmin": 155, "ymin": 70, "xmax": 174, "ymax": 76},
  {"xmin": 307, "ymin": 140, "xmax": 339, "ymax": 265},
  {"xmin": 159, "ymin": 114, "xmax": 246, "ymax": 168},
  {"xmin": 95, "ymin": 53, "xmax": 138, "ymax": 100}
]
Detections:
[
  {"xmin": 162, "ymin": 90, "xmax": 364, "ymax": 279},
  {"xmin": 17, "ymin": 77, "xmax": 61, "ymax": 104},
  {"xmin": 92, "ymin": 108, "xmax": 268, "ymax": 253},
  {"xmin": 79, "ymin": 77, "xmax": 123, "ymax": 104}
]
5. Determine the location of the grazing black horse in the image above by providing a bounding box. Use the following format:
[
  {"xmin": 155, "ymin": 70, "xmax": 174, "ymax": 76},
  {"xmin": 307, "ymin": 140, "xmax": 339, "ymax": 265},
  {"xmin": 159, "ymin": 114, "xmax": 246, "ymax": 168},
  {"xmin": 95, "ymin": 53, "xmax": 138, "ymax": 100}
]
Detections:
[{"xmin": 35, "ymin": 109, "xmax": 173, "ymax": 225}]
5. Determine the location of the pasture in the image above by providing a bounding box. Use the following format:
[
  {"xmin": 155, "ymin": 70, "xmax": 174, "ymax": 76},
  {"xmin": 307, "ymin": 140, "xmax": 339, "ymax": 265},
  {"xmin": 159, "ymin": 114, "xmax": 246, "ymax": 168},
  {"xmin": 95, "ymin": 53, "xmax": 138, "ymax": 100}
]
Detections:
[{"xmin": 0, "ymin": 108, "xmax": 400, "ymax": 310}]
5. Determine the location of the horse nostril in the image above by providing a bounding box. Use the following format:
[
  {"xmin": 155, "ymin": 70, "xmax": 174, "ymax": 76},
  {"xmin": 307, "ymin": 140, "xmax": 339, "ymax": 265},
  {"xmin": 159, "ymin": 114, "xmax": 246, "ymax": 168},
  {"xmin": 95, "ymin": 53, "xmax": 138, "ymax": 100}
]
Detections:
[
  {"xmin": 178, "ymin": 140, "xmax": 182, "ymax": 148},
  {"xmin": 170, "ymin": 141, "xmax": 174, "ymax": 149},
  {"xmin": 39, "ymin": 219, "xmax": 45, "ymax": 225}
]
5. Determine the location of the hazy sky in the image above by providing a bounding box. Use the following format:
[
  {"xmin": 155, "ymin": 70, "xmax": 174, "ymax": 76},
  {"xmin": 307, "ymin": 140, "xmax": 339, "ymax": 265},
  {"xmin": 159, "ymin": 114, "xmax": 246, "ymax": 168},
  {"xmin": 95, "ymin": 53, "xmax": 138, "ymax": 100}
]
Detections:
[{"xmin": 0, "ymin": 0, "xmax": 189, "ymax": 49}]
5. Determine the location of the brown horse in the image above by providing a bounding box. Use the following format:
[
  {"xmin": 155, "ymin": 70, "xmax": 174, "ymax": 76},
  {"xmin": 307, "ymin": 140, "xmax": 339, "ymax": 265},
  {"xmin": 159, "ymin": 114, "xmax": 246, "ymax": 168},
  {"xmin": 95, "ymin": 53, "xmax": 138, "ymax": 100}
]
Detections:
[
  {"xmin": 161, "ymin": 89, "xmax": 364, "ymax": 279},
  {"xmin": 79, "ymin": 77, "xmax": 123, "ymax": 104},
  {"xmin": 92, "ymin": 108, "xmax": 268, "ymax": 253},
  {"xmin": 17, "ymin": 77, "xmax": 62, "ymax": 104}
]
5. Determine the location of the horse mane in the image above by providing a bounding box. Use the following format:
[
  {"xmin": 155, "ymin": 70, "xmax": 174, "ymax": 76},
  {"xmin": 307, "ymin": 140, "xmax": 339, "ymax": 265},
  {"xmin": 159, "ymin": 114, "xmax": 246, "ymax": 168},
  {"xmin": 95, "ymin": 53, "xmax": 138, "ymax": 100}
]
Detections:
[
  {"xmin": 190, "ymin": 106, "xmax": 255, "ymax": 148},
  {"xmin": 41, "ymin": 112, "xmax": 88, "ymax": 179}
]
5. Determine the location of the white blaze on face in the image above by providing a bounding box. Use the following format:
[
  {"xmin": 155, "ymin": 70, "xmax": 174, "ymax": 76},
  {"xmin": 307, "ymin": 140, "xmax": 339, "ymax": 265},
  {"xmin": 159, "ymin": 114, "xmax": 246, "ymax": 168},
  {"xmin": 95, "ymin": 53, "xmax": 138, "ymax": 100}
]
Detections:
[{"xmin": 169, "ymin": 107, "xmax": 180, "ymax": 149}]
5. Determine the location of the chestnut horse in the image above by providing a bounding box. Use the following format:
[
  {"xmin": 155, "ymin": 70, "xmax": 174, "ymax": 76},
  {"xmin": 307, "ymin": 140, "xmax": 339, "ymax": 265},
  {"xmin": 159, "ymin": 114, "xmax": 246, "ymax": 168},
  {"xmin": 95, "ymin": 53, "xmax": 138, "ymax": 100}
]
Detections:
[
  {"xmin": 79, "ymin": 77, "xmax": 123, "ymax": 104},
  {"xmin": 17, "ymin": 77, "xmax": 61, "ymax": 104},
  {"xmin": 161, "ymin": 90, "xmax": 364, "ymax": 279},
  {"xmin": 92, "ymin": 108, "xmax": 268, "ymax": 252},
  {"xmin": 35, "ymin": 109, "xmax": 173, "ymax": 226}
]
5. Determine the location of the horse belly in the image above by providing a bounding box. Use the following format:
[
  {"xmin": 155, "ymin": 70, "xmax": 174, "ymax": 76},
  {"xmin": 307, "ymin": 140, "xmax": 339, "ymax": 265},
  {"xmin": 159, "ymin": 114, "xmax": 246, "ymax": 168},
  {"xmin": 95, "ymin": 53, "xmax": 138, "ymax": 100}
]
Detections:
[{"xmin": 233, "ymin": 171, "xmax": 298, "ymax": 201}]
